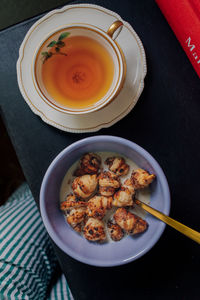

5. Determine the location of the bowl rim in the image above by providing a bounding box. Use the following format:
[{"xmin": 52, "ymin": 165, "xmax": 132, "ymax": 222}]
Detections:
[{"xmin": 40, "ymin": 135, "xmax": 171, "ymax": 267}]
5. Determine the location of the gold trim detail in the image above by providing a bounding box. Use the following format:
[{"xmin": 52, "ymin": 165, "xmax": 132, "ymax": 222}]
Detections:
[{"xmin": 107, "ymin": 20, "xmax": 123, "ymax": 38}]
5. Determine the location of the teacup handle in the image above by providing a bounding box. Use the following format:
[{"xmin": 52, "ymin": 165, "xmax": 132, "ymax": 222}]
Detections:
[{"xmin": 107, "ymin": 20, "xmax": 123, "ymax": 39}]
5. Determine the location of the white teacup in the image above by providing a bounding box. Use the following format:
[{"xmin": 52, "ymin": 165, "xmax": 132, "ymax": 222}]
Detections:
[{"xmin": 32, "ymin": 21, "xmax": 126, "ymax": 114}]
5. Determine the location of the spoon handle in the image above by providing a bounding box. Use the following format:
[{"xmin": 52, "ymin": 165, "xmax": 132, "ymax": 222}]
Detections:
[{"xmin": 135, "ymin": 199, "xmax": 200, "ymax": 244}]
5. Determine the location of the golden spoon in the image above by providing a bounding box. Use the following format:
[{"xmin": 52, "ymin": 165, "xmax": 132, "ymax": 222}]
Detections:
[{"xmin": 135, "ymin": 199, "xmax": 200, "ymax": 244}]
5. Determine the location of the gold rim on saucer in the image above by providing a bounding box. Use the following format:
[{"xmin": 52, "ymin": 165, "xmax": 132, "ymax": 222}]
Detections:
[{"xmin": 17, "ymin": 4, "xmax": 146, "ymax": 133}]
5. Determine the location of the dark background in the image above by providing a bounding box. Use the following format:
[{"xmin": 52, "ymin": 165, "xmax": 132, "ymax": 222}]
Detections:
[
  {"xmin": 0, "ymin": 0, "xmax": 199, "ymax": 299},
  {"xmin": 0, "ymin": 0, "xmax": 70, "ymax": 30},
  {"xmin": 0, "ymin": 1, "xmax": 72, "ymax": 204}
]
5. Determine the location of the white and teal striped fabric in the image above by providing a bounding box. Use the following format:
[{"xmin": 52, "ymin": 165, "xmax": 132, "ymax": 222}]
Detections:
[
  {"xmin": 47, "ymin": 274, "xmax": 72, "ymax": 300},
  {"xmin": 0, "ymin": 183, "xmax": 73, "ymax": 300}
]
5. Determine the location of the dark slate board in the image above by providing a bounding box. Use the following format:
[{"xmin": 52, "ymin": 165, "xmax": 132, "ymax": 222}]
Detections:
[{"xmin": 0, "ymin": 0, "xmax": 199, "ymax": 299}]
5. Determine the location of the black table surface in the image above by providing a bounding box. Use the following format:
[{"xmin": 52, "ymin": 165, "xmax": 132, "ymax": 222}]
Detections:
[{"xmin": 0, "ymin": 0, "xmax": 199, "ymax": 299}]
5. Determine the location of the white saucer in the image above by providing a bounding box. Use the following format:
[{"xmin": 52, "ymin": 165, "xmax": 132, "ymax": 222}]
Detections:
[{"xmin": 17, "ymin": 3, "xmax": 147, "ymax": 133}]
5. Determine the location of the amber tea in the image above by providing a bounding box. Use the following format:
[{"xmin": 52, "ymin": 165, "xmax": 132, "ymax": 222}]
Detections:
[{"xmin": 40, "ymin": 34, "xmax": 115, "ymax": 109}]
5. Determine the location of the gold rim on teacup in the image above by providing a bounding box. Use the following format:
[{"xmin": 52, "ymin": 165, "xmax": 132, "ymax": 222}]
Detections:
[{"xmin": 32, "ymin": 21, "xmax": 126, "ymax": 115}]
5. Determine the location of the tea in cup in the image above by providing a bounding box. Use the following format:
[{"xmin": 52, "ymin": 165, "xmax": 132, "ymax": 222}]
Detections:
[{"xmin": 33, "ymin": 21, "xmax": 126, "ymax": 114}]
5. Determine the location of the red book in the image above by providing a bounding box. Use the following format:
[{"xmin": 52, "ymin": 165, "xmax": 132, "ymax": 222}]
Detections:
[{"xmin": 156, "ymin": 0, "xmax": 200, "ymax": 78}]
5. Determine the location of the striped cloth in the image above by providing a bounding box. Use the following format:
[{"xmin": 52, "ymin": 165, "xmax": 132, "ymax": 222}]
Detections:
[
  {"xmin": 0, "ymin": 183, "xmax": 73, "ymax": 300},
  {"xmin": 47, "ymin": 274, "xmax": 72, "ymax": 300}
]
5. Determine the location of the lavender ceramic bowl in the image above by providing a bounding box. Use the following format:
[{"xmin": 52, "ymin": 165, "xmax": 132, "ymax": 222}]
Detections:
[{"xmin": 40, "ymin": 136, "xmax": 170, "ymax": 267}]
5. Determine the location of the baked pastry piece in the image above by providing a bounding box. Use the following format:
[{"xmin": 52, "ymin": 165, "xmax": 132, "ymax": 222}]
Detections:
[
  {"xmin": 113, "ymin": 179, "xmax": 135, "ymax": 207},
  {"xmin": 74, "ymin": 153, "xmax": 101, "ymax": 176},
  {"xmin": 98, "ymin": 171, "xmax": 121, "ymax": 196},
  {"xmin": 105, "ymin": 156, "xmax": 129, "ymax": 176},
  {"xmin": 114, "ymin": 208, "xmax": 148, "ymax": 235},
  {"xmin": 83, "ymin": 218, "xmax": 106, "ymax": 241},
  {"xmin": 72, "ymin": 174, "xmax": 98, "ymax": 199},
  {"xmin": 86, "ymin": 195, "xmax": 112, "ymax": 219},
  {"xmin": 60, "ymin": 194, "xmax": 87, "ymax": 211},
  {"xmin": 107, "ymin": 221, "xmax": 124, "ymax": 241},
  {"xmin": 131, "ymin": 168, "xmax": 155, "ymax": 189},
  {"xmin": 66, "ymin": 207, "xmax": 87, "ymax": 231}
]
